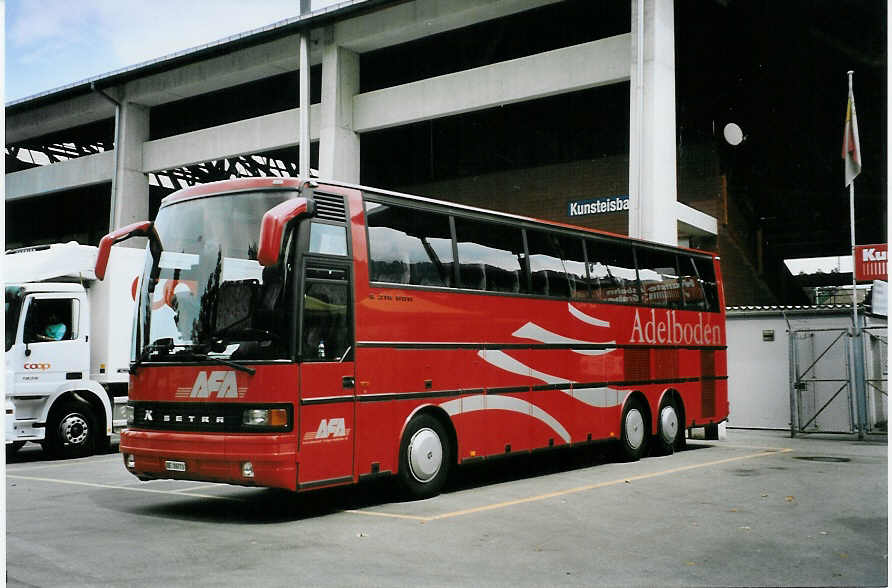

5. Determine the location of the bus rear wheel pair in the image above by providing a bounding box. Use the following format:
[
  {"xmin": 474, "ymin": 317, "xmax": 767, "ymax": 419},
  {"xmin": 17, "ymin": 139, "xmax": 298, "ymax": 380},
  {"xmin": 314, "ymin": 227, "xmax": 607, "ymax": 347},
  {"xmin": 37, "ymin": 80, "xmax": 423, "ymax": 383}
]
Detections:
[{"xmin": 617, "ymin": 396, "xmax": 684, "ymax": 461}]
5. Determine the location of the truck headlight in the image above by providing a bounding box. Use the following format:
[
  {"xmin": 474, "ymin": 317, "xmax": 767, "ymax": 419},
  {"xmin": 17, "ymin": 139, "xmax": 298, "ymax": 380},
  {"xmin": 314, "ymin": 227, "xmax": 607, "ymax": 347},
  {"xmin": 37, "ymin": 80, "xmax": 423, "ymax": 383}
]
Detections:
[
  {"xmin": 124, "ymin": 404, "xmax": 134, "ymax": 426},
  {"xmin": 242, "ymin": 408, "xmax": 288, "ymax": 428}
]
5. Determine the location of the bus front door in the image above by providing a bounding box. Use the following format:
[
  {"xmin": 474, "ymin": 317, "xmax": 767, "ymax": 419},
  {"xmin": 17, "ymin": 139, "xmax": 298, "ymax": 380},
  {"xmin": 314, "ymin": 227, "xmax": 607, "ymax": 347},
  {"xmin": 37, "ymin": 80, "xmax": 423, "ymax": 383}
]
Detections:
[{"xmin": 297, "ymin": 264, "xmax": 356, "ymax": 489}]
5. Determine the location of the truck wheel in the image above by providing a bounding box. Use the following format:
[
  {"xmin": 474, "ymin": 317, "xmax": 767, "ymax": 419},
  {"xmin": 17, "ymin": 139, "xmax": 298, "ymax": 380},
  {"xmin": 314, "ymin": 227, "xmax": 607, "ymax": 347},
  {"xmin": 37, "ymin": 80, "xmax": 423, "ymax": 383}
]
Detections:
[
  {"xmin": 398, "ymin": 414, "xmax": 451, "ymax": 499},
  {"xmin": 47, "ymin": 400, "xmax": 95, "ymax": 459}
]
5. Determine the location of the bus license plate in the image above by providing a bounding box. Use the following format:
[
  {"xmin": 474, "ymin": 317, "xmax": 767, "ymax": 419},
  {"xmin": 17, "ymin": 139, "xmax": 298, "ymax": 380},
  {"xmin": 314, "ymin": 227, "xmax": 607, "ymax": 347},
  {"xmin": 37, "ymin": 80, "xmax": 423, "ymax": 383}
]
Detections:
[{"xmin": 164, "ymin": 460, "xmax": 187, "ymax": 472}]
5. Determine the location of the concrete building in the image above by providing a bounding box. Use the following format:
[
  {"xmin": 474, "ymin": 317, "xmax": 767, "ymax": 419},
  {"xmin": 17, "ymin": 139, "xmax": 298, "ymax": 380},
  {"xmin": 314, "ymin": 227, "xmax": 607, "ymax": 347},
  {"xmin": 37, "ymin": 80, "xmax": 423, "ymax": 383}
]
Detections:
[{"xmin": 5, "ymin": 0, "xmax": 887, "ymax": 306}]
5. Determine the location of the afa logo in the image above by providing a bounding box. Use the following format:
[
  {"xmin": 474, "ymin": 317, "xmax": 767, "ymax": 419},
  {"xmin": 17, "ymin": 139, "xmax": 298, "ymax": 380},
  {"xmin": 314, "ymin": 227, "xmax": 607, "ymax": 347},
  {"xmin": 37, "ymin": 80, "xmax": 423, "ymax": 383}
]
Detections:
[
  {"xmin": 175, "ymin": 370, "xmax": 247, "ymax": 399},
  {"xmin": 303, "ymin": 417, "xmax": 351, "ymax": 444}
]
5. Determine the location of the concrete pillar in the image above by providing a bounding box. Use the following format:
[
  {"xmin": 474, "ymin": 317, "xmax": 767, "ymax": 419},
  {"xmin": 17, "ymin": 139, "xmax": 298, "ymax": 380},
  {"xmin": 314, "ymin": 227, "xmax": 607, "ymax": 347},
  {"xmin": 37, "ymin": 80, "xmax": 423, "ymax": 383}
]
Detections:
[
  {"xmin": 319, "ymin": 40, "xmax": 360, "ymax": 183},
  {"xmin": 298, "ymin": 0, "xmax": 311, "ymax": 178},
  {"xmin": 628, "ymin": 0, "xmax": 678, "ymax": 246},
  {"xmin": 298, "ymin": 33, "xmax": 311, "ymax": 178},
  {"xmin": 109, "ymin": 101, "xmax": 149, "ymax": 231}
]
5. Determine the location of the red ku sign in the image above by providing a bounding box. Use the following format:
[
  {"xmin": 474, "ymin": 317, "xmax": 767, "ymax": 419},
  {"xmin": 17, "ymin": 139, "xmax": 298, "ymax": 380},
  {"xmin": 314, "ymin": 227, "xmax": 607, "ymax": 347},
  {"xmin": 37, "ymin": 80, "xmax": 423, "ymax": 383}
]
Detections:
[{"xmin": 854, "ymin": 244, "xmax": 888, "ymax": 282}]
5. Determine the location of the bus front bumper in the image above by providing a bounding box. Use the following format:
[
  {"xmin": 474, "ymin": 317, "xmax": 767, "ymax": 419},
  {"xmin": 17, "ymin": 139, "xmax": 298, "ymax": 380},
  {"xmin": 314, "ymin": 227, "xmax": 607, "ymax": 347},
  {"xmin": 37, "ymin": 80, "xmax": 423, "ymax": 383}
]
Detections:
[{"xmin": 120, "ymin": 429, "xmax": 298, "ymax": 491}]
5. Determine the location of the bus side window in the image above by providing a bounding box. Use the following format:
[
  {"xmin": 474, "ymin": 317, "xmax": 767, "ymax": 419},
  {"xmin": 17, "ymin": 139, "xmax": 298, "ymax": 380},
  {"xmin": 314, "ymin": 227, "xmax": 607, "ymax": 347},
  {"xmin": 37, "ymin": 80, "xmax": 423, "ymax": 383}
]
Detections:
[
  {"xmin": 636, "ymin": 247, "xmax": 683, "ymax": 309},
  {"xmin": 366, "ymin": 202, "xmax": 454, "ymax": 287},
  {"xmin": 558, "ymin": 235, "xmax": 589, "ymax": 300},
  {"xmin": 586, "ymin": 239, "xmax": 639, "ymax": 304},
  {"xmin": 526, "ymin": 230, "xmax": 570, "ymax": 298},
  {"xmin": 679, "ymin": 256, "xmax": 708, "ymax": 311},
  {"xmin": 454, "ymin": 218, "xmax": 525, "ymax": 294},
  {"xmin": 692, "ymin": 257, "xmax": 720, "ymax": 312}
]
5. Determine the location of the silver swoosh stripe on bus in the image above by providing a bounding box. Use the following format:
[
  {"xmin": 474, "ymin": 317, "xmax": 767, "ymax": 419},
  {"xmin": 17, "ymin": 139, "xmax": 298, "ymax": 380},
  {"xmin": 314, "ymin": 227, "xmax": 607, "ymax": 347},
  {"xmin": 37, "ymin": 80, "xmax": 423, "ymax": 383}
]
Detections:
[
  {"xmin": 477, "ymin": 349, "xmax": 623, "ymax": 409},
  {"xmin": 568, "ymin": 303, "xmax": 610, "ymax": 327},
  {"xmin": 511, "ymin": 323, "xmax": 615, "ymax": 356},
  {"xmin": 439, "ymin": 394, "xmax": 571, "ymax": 443}
]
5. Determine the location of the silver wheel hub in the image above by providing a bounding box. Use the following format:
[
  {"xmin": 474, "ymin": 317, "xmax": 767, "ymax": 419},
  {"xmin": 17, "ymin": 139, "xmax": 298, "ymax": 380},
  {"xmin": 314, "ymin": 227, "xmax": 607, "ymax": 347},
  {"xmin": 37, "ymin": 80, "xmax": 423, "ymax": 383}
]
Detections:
[
  {"xmin": 407, "ymin": 427, "xmax": 443, "ymax": 483},
  {"xmin": 59, "ymin": 413, "xmax": 89, "ymax": 446},
  {"xmin": 660, "ymin": 405, "xmax": 679, "ymax": 445},
  {"xmin": 624, "ymin": 408, "xmax": 645, "ymax": 450}
]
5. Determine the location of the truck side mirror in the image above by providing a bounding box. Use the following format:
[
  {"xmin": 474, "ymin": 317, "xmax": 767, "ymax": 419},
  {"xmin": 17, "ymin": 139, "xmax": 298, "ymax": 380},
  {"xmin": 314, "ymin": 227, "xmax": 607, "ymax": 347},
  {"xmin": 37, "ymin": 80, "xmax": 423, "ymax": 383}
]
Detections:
[
  {"xmin": 95, "ymin": 221, "xmax": 161, "ymax": 281},
  {"xmin": 257, "ymin": 198, "xmax": 314, "ymax": 266}
]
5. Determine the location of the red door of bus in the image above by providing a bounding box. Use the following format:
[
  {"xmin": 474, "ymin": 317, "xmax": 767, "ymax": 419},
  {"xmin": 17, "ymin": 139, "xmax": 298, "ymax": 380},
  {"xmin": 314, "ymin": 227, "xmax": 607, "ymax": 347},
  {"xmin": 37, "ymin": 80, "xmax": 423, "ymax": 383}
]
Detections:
[
  {"xmin": 298, "ymin": 362, "xmax": 356, "ymax": 488},
  {"xmin": 296, "ymin": 262, "xmax": 356, "ymax": 489}
]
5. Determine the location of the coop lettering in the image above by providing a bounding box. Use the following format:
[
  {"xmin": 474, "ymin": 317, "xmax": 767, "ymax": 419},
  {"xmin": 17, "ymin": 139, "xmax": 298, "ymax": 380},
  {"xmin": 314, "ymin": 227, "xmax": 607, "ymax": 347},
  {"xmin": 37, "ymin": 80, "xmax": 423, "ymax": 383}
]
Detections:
[{"xmin": 630, "ymin": 309, "xmax": 722, "ymax": 346}]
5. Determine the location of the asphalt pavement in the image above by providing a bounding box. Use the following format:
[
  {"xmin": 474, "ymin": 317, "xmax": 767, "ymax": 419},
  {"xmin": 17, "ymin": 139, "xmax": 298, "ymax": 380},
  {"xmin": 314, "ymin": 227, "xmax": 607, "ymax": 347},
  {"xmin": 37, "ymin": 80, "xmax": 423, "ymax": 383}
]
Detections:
[{"xmin": 5, "ymin": 429, "xmax": 888, "ymax": 587}]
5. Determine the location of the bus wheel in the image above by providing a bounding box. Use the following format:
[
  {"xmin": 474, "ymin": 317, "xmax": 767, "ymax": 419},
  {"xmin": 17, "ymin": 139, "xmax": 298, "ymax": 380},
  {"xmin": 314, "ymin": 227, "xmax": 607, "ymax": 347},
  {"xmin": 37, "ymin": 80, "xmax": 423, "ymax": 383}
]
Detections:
[
  {"xmin": 652, "ymin": 397, "xmax": 680, "ymax": 456},
  {"xmin": 398, "ymin": 414, "xmax": 451, "ymax": 499},
  {"xmin": 47, "ymin": 400, "xmax": 95, "ymax": 459},
  {"xmin": 617, "ymin": 397, "xmax": 648, "ymax": 462}
]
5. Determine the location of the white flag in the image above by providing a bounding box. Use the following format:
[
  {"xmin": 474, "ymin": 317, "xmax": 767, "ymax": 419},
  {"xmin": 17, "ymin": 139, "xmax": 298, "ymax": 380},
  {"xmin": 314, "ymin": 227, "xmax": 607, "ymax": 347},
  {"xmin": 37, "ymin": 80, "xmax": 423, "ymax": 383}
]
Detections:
[{"xmin": 842, "ymin": 84, "xmax": 862, "ymax": 187}]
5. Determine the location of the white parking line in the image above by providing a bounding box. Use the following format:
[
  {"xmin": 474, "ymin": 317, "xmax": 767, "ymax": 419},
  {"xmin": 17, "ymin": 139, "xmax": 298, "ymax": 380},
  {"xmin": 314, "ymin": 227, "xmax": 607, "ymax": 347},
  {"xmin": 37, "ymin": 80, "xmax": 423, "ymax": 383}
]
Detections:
[
  {"xmin": 7, "ymin": 474, "xmax": 244, "ymax": 501},
  {"xmin": 346, "ymin": 447, "xmax": 794, "ymax": 522},
  {"xmin": 173, "ymin": 483, "xmax": 228, "ymax": 493},
  {"xmin": 6, "ymin": 453, "xmax": 123, "ymax": 472}
]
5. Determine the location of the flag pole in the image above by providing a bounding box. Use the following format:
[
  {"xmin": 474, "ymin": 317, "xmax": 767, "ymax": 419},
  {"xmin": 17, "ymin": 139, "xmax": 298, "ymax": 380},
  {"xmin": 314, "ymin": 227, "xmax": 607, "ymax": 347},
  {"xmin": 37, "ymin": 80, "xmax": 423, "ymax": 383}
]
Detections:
[
  {"xmin": 847, "ymin": 71, "xmax": 859, "ymax": 333},
  {"xmin": 845, "ymin": 69, "xmax": 867, "ymax": 439}
]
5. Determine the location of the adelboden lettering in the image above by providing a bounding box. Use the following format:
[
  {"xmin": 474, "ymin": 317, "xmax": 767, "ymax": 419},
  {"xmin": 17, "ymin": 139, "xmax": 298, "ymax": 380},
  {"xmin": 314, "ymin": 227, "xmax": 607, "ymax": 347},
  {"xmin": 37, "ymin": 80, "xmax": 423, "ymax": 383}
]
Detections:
[{"xmin": 630, "ymin": 309, "xmax": 721, "ymax": 346}]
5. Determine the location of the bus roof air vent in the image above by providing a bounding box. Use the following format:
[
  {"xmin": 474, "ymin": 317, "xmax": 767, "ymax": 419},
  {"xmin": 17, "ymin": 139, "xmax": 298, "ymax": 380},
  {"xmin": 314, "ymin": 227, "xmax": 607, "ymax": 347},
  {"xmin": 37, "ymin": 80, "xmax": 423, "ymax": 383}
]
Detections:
[{"xmin": 313, "ymin": 193, "xmax": 347, "ymax": 223}]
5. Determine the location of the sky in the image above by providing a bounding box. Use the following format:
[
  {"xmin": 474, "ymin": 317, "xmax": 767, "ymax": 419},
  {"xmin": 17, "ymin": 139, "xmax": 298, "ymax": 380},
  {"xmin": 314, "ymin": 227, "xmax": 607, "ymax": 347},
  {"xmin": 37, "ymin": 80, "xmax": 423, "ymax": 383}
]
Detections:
[{"xmin": 5, "ymin": 0, "xmax": 342, "ymax": 102}]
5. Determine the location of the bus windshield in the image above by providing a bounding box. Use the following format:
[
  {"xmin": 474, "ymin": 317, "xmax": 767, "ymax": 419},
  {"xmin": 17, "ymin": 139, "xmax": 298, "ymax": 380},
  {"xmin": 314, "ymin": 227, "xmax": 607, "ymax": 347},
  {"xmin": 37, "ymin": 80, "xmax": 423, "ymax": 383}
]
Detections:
[
  {"xmin": 136, "ymin": 190, "xmax": 296, "ymax": 362},
  {"xmin": 5, "ymin": 286, "xmax": 24, "ymax": 351}
]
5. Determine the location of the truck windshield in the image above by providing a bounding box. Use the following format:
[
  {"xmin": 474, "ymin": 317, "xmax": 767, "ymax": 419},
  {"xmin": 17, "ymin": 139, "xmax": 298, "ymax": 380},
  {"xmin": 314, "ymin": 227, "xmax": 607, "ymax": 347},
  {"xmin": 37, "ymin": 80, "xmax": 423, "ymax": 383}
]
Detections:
[
  {"xmin": 5, "ymin": 286, "xmax": 24, "ymax": 351},
  {"xmin": 136, "ymin": 190, "xmax": 296, "ymax": 362}
]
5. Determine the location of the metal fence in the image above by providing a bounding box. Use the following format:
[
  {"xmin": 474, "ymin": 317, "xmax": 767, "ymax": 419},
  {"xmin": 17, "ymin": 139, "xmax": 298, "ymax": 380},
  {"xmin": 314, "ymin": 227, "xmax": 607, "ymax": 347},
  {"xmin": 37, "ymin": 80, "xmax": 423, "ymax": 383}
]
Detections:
[{"xmin": 789, "ymin": 324, "xmax": 888, "ymax": 437}]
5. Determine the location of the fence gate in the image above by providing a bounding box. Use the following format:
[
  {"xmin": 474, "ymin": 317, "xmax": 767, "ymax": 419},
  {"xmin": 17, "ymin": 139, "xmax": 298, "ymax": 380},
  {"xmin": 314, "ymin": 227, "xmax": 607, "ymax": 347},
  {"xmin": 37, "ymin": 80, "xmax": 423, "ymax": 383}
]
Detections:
[{"xmin": 789, "ymin": 328, "xmax": 855, "ymax": 435}]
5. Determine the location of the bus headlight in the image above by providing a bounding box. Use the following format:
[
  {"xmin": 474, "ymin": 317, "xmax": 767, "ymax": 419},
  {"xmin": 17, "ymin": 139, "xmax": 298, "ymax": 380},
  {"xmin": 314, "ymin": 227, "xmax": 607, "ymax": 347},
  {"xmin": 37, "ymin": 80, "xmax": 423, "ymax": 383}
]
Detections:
[{"xmin": 242, "ymin": 408, "xmax": 289, "ymax": 428}]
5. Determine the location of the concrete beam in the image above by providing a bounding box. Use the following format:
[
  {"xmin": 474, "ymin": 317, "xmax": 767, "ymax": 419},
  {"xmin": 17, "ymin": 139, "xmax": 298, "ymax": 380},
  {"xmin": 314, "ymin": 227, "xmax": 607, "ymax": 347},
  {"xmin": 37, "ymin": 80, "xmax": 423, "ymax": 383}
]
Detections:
[
  {"xmin": 122, "ymin": 36, "xmax": 307, "ymax": 107},
  {"xmin": 5, "ymin": 152, "xmax": 114, "ymax": 200},
  {"xmin": 335, "ymin": 0, "xmax": 561, "ymax": 53},
  {"xmin": 676, "ymin": 201, "xmax": 718, "ymax": 237},
  {"xmin": 6, "ymin": 93, "xmax": 115, "ymax": 144},
  {"xmin": 6, "ymin": 0, "xmax": 559, "ymax": 143},
  {"xmin": 353, "ymin": 34, "xmax": 631, "ymax": 133},
  {"xmin": 142, "ymin": 105, "xmax": 321, "ymax": 173}
]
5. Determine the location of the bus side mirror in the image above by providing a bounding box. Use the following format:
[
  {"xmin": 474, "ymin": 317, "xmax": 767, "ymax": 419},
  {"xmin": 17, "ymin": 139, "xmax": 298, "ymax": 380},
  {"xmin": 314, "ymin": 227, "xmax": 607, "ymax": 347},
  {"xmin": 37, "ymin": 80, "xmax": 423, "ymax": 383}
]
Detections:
[
  {"xmin": 257, "ymin": 198, "xmax": 314, "ymax": 266},
  {"xmin": 95, "ymin": 221, "xmax": 160, "ymax": 281}
]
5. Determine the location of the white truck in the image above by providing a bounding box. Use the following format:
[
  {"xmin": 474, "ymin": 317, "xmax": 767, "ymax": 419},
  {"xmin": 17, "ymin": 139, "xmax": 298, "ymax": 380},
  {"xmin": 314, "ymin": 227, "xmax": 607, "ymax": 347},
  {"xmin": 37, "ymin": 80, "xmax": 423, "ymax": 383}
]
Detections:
[{"xmin": 5, "ymin": 242, "xmax": 144, "ymax": 458}]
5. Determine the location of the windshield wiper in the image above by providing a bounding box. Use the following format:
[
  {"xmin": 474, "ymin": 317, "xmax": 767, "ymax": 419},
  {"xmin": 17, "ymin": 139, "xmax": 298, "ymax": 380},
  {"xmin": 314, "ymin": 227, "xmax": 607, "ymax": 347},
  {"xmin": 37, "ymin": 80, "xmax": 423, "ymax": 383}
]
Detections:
[
  {"xmin": 190, "ymin": 352, "xmax": 256, "ymax": 375},
  {"xmin": 130, "ymin": 338, "xmax": 176, "ymax": 375},
  {"xmin": 130, "ymin": 339, "xmax": 255, "ymax": 376}
]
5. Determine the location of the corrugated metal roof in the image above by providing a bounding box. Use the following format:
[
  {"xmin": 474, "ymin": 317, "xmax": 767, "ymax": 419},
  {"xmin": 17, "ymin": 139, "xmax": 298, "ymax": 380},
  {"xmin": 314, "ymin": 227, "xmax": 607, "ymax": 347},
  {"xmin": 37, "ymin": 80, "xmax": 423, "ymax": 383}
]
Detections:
[{"xmin": 727, "ymin": 304, "xmax": 861, "ymax": 317}]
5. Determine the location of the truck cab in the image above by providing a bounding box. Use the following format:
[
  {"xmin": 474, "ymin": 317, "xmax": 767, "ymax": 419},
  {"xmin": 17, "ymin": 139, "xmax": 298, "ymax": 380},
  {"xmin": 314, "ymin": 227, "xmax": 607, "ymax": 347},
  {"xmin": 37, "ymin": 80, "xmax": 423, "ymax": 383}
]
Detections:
[{"xmin": 5, "ymin": 243, "xmax": 142, "ymax": 458}]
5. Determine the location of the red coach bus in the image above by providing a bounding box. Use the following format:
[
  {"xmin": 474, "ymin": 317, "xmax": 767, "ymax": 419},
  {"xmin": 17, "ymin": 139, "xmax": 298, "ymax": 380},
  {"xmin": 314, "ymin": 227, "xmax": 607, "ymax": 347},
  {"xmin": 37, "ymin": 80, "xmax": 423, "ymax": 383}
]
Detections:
[{"xmin": 98, "ymin": 177, "xmax": 727, "ymax": 498}]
